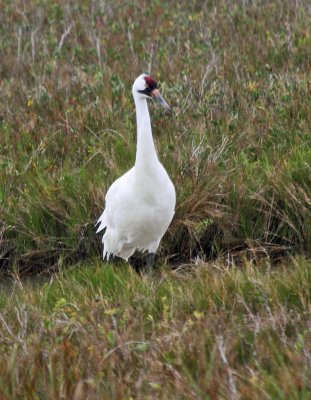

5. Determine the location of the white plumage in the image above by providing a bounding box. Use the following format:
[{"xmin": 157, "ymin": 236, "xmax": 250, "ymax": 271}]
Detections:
[{"xmin": 96, "ymin": 74, "xmax": 176, "ymax": 264}]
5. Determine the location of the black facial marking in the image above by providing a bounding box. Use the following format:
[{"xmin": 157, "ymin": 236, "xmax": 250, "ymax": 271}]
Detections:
[
  {"xmin": 137, "ymin": 75, "xmax": 158, "ymax": 96},
  {"xmin": 138, "ymin": 87, "xmax": 153, "ymax": 96}
]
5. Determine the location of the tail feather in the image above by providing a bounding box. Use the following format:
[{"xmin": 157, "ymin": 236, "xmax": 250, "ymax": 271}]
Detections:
[
  {"xmin": 102, "ymin": 229, "xmax": 134, "ymax": 261},
  {"xmin": 96, "ymin": 211, "xmax": 107, "ymax": 233},
  {"xmin": 96, "ymin": 211, "xmax": 136, "ymax": 261}
]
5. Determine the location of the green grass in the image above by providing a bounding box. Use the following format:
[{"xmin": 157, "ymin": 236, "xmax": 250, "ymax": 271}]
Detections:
[
  {"xmin": 0, "ymin": 257, "xmax": 310, "ymax": 399},
  {"xmin": 0, "ymin": 1, "xmax": 311, "ymax": 397},
  {"xmin": 0, "ymin": 0, "xmax": 310, "ymax": 270}
]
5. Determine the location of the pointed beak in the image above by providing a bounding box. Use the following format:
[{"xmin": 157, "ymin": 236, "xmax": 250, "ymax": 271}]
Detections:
[{"xmin": 152, "ymin": 89, "xmax": 172, "ymax": 114}]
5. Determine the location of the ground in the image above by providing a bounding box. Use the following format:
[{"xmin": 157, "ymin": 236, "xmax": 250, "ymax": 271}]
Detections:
[
  {"xmin": 0, "ymin": 258, "xmax": 311, "ymax": 398},
  {"xmin": 0, "ymin": 0, "xmax": 310, "ymax": 398}
]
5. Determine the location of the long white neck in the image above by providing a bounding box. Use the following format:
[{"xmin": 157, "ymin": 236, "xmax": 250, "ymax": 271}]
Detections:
[{"xmin": 134, "ymin": 97, "xmax": 158, "ymax": 168}]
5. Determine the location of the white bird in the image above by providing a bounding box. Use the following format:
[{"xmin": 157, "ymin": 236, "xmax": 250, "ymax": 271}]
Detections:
[{"xmin": 96, "ymin": 74, "xmax": 176, "ymax": 271}]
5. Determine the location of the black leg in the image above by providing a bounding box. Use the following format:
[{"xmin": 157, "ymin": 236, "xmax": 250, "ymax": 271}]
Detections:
[{"xmin": 145, "ymin": 252, "xmax": 155, "ymax": 274}]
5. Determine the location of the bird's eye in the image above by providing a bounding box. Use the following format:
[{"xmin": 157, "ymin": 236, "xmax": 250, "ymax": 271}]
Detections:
[{"xmin": 138, "ymin": 85, "xmax": 152, "ymax": 96}]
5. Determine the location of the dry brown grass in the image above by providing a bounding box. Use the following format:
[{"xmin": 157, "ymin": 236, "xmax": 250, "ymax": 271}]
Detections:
[{"xmin": 0, "ymin": 257, "xmax": 310, "ymax": 399}]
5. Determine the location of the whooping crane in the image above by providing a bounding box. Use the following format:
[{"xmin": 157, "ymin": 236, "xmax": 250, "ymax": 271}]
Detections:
[{"xmin": 96, "ymin": 74, "xmax": 176, "ymax": 272}]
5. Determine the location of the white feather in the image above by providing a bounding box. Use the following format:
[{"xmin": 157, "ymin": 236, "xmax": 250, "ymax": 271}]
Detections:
[{"xmin": 96, "ymin": 74, "xmax": 176, "ymax": 261}]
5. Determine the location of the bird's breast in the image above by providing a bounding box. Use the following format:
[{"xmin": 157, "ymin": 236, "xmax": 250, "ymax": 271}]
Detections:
[{"xmin": 137, "ymin": 174, "xmax": 175, "ymax": 207}]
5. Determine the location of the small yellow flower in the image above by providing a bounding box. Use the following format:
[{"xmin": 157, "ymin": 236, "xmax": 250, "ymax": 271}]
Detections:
[
  {"xmin": 250, "ymin": 375, "xmax": 259, "ymax": 385},
  {"xmin": 194, "ymin": 311, "xmax": 204, "ymax": 319},
  {"xmin": 248, "ymin": 81, "xmax": 259, "ymax": 92},
  {"xmin": 104, "ymin": 308, "xmax": 119, "ymax": 316},
  {"xmin": 186, "ymin": 318, "xmax": 194, "ymax": 326},
  {"xmin": 54, "ymin": 297, "xmax": 67, "ymax": 309},
  {"xmin": 149, "ymin": 382, "xmax": 161, "ymax": 390},
  {"xmin": 27, "ymin": 99, "xmax": 33, "ymax": 107}
]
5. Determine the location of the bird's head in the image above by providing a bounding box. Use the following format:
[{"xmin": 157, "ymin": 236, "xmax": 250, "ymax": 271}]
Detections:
[{"xmin": 132, "ymin": 74, "xmax": 172, "ymax": 113}]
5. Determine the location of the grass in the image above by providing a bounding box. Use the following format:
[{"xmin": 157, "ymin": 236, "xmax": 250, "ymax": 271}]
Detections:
[
  {"xmin": 0, "ymin": 257, "xmax": 310, "ymax": 399},
  {"xmin": 0, "ymin": 0, "xmax": 311, "ymax": 398},
  {"xmin": 0, "ymin": 0, "xmax": 310, "ymax": 270}
]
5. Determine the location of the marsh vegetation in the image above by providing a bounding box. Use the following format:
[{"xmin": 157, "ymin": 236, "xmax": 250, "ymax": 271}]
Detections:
[{"xmin": 0, "ymin": 0, "xmax": 310, "ymax": 398}]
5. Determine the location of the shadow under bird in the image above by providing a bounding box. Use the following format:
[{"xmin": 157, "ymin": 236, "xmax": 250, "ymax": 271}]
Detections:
[{"xmin": 96, "ymin": 74, "xmax": 176, "ymax": 272}]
